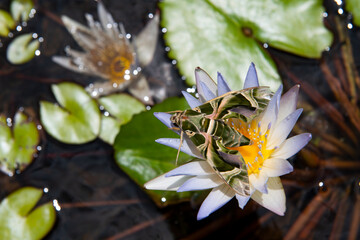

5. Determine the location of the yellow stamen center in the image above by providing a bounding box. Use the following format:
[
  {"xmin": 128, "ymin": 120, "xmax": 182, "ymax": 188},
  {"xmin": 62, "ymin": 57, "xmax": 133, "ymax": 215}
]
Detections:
[{"xmin": 227, "ymin": 118, "xmax": 274, "ymax": 175}]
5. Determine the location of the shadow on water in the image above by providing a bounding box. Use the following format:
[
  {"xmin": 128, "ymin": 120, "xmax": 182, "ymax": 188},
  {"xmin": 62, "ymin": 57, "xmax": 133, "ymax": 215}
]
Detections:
[{"xmin": 0, "ymin": 0, "xmax": 359, "ymax": 239}]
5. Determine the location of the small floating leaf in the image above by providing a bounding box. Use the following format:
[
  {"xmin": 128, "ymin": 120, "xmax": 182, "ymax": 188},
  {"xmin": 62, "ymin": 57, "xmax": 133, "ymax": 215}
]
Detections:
[
  {"xmin": 0, "ymin": 10, "xmax": 15, "ymax": 37},
  {"xmin": 10, "ymin": 0, "xmax": 34, "ymax": 22},
  {"xmin": 99, "ymin": 115, "xmax": 122, "ymax": 145},
  {"xmin": 114, "ymin": 97, "xmax": 194, "ymax": 206},
  {"xmin": 40, "ymin": 82, "xmax": 101, "ymax": 144},
  {"xmin": 0, "ymin": 187, "xmax": 56, "ymax": 240},
  {"xmin": 346, "ymin": 0, "xmax": 360, "ymax": 26},
  {"xmin": 98, "ymin": 94, "xmax": 145, "ymax": 145},
  {"xmin": 99, "ymin": 94, "xmax": 145, "ymax": 125},
  {"xmin": 0, "ymin": 111, "xmax": 39, "ymax": 176},
  {"xmin": 6, "ymin": 33, "xmax": 39, "ymax": 64},
  {"xmin": 160, "ymin": 0, "xmax": 332, "ymax": 88}
]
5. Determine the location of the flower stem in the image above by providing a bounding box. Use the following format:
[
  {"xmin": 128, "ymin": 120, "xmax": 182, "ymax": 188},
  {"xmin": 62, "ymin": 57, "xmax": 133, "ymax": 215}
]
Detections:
[
  {"xmin": 349, "ymin": 193, "xmax": 360, "ymax": 240},
  {"xmin": 284, "ymin": 191, "xmax": 331, "ymax": 240},
  {"xmin": 298, "ymin": 191, "xmax": 338, "ymax": 239},
  {"xmin": 329, "ymin": 191, "xmax": 350, "ymax": 240},
  {"xmin": 334, "ymin": 16, "xmax": 358, "ymax": 104},
  {"xmin": 320, "ymin": 61, "xmax": 360, "ymax": 134},
  {"xmin": 279, "ymin": 63, "xmax": 358, "ymax": 144},
  {"xmin": 60, "ymin": 199, "xmax": 141, "ymax": 208}
]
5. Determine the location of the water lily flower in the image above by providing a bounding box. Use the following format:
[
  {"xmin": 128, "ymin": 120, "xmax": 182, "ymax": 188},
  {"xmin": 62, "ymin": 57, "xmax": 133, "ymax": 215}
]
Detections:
[
  {"xmin": 52, "ymin": 1, "xmax": 159, "ymax": 104},
  {"xmin": 144, "ymin": 63, "xmax": 312, "ymax": 220}
]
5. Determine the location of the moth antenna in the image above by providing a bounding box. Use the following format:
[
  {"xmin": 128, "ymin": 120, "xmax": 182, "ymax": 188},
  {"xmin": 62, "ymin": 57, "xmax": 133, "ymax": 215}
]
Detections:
[
  {"xmin": 166, "ymin": 110, "xmax": 183, "ymax": 114},
  {"xmin": 176, "ymin": 131, "xmax": 184, "ymax": 165}
]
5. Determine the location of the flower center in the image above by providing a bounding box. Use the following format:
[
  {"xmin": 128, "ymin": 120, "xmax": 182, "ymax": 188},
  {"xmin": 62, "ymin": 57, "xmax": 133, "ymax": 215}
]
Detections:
[{"xmin": 227, "ymin": 118, "xmax": 274, "ymax": 175}]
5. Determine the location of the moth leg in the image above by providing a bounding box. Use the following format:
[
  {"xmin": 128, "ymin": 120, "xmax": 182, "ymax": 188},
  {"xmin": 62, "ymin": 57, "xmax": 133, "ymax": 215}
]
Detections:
[{"xmin": 175, "ymin": 131, "xmax": 184, "ymax": 165}]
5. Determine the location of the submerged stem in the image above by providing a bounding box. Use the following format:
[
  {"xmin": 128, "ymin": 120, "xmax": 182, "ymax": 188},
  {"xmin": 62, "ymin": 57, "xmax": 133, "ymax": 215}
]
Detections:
[
  {"xmin": 335, "ymin": 17, "xmax": 358, "ymax": 104},
  {"xmin": 284, "ymin": 191, "xmax": 331, "ymax": 240}
]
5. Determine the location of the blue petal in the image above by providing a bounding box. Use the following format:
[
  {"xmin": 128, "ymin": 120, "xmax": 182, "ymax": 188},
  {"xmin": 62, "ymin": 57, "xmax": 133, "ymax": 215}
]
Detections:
[
  {"xmin": 217, "ymin": 72, "xmax": 231, "ymax": 96},
  {"xmin": 259, "ymin": 85, "xmax": 283, "ymax": 134},
  {"xmin": 177, "ymin": 175, "xmax": 221, "ymax": 192},
  {"xmin": 166, "ymin": 161, "xmax": 213, "ymax": 177},
  {"xmin": 199, "ymin": 81, "xmax": 216, "ymax": 101},
  {"xmin": 271, "ymin": 133, "xmax": 312, "ymax": 160},
  {"xmin": 235, "ymin": 194, "xmax": 251, "ymax": 209},
  {"xmin": 182, "ymin": 91, "xmax": 202, "ymax": 108},
  {"xmin": 197, "ymin": 185, "xmax": 234, "ymax": 220},
  {"xmin": 195, "ymin": 67, "xmax": 217, "ymax": 102},
  {"xmin": 155, "ymin": 138, "xmax": 202, "ymax": 158},
  {"xmin": 267, "ymin": 108, "xmax": 303, "ymax": 149},
  {"xmin": 243, "ymin": 62, "xmax": 260, "ymax": 89},
  {"xmin": 153, "ymin": 112, "xmax": 172, "ymax": 128}
]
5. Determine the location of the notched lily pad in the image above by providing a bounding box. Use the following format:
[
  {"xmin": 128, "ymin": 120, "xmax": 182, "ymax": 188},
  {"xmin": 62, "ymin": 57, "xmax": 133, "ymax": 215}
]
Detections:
[
  {"xmin": 113, "ymin": 97, "xmax": 195, "ymax": 206},
  {"xmin": 160, "ymin": 0, "xmax": 333, "ymax": 89},
  {"xmin": 0, "ymin": 111, "xmax": 39, "ymax": 176},
  {"xmin": 98, "ymin": 94, "xmax": 145, "ymax": 145},
  {"xmin": 6, "ymin": 33, "xmax": 39, "ymax": 64},
  {"xmin": 40, "ymin": 82, "xmax": 101, "ymax": 144},
  {"xmin": 10, "ymin": 0, "xmax": 34, "ymax": 22},
  {"xmin": 0, "ymin": 187, "xmax": 56, "ymax": 240},
  {"xmin": 346, "ymin": 0, "xmax": 360, "ymax": 26},
  {"xmin": 0, "ymin": 9, "xmax": 15, "ymax": 37}
]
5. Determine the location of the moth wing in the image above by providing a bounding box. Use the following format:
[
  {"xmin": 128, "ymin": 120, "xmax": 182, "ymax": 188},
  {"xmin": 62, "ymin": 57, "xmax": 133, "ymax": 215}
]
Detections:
[{"xmin": 206, "ymin": 139, "xmax": 250, "ymax": 197}]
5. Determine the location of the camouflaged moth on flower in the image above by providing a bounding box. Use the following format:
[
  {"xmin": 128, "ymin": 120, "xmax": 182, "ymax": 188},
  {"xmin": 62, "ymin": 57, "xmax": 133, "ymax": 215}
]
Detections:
[
  {"xmin": 144, "ymin": 63, "xmax": 312, "ymax": 220},
  {"xmin": 52, "ymin": 1, "xmax": 159, "ymax": 104}
]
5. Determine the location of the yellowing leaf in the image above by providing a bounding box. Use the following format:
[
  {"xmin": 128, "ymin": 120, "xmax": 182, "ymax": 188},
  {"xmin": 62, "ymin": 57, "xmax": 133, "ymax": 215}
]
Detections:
[{"xmin": 0, "ymin": 111, "xmax": 39, "ymax": 176}]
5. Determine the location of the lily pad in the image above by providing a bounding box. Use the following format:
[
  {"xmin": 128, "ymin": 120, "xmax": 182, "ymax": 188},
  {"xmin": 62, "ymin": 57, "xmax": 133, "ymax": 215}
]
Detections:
[
  {"xmin": 113, "ymin": 97, "xmax": 195, "ymax": 206},
  {"xmin": 0, "ymin": 111, "xmax": 39, "ymax": 176},
  {"xmin": 346, "ymin": 0, "xmax": 360, "ymax": 26},
  {"xmin": 98, "ymin": 94, "xmax": 145, "ymax": 145},
  {"xmin": 6, "ymin": 33, "xmax": 39, "ymax": 64},
  {"xmin": 10, "ymin": 0, "xmax": 34, "ymax": 22},
  {"xmin": 0, "ymin": 187, "xmax": 56, "ymax": 240},
  {"xmin": 99, "ymin": 115, "xmax": 122, "ymax": 145},
  {"xmin": 0, "ymin": 10, "xmax": 15, "ymax": 37},
  {"xmin": 160, "ymin": 0, "xmax": 333, "ymax": 89},
  {"xmin": 40, "ymin": 82, "xmax": 101, "ymax": 144}
]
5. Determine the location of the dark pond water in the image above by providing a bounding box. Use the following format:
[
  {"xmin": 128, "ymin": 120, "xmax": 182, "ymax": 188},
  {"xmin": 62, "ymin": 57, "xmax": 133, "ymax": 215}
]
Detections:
[{"xmin": 0, "ymin": 0, "xmax": 359, "ymax": 239}]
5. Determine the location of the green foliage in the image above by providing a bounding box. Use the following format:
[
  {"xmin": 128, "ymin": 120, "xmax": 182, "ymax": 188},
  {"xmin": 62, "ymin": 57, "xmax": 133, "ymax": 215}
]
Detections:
[
  {"xmin": 6, "ymin": 33, "xmax": 39, "ymax": 64},
  {"xmin": 0, "ymin": 187, "xmax": 56, "ymax": 240},
  {"xmin": 40, "ymin": 82, "xmax": 101, "ymax": 144},
  {"xmin": 40, "ymin": 83, "xmax": 145, "ymax": 145},
  {"xmin": 114, "ymin": 97, "xmax": 196, "ymax": 206},
  {"xmin": 98, "ymin": 94, "xmax": 145, "ymax": 144},
  {"xmin": 0, "ymin": 111, "xmax": 39, "ymax": 176},
  {"xmin": 346, "ymin": 0, "xmax": 360, "ymax": 26},
  {"xmin": 160, "ymin": 0, "xmax": 333, "ymax": 89},
  {"xmin": 0, "ymin": 10, "xmax": 15, "ymax": 37},
  {"xmin": 10, "ymin": 0, "xmax": 34, "ymax": 22}
]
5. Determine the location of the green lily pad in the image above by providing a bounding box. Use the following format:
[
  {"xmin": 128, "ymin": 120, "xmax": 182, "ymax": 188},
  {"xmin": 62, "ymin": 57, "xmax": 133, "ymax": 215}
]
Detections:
[
  {"xmin": 0, "ymin": 9, "xmax": 15, "ymax": 37},
  {"xmin": 0, "ymin": 111, "xmax": 39, "ymax": 176},
  {"xmin": 6, "ymin": 33, "xmax": 40, "ymax": 64},
  {"xmin": 160, "ymin": 0, "xmax": 333, "ymax": 89},
  {"xmin": 114, "ymin": 97, "xmax": 195, "ymax": 206},
  {"xmin": 10, "ymin": 0, "xmax": 34, "ymax": 22},
  {"xmin": 0, "ymin": 187, "xmax": 56, "ymax": 240},
  {"xmin": 346, "ymin": 0, "xmax": 360, "ymax": 26},
  {"xmin": 99, "ymin": 115, "xmax": 122, "ymax": 145},
  {"xmin": 98, "ymin": 94, "xmax": 145, "ymax": 145},
  {"xmin": 40, "ymin": 82, "xmax": 101, "ymax": 144},
  {"xmin": 98, "ymin": 94, "xmax": 145, "ymax": 125}
]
